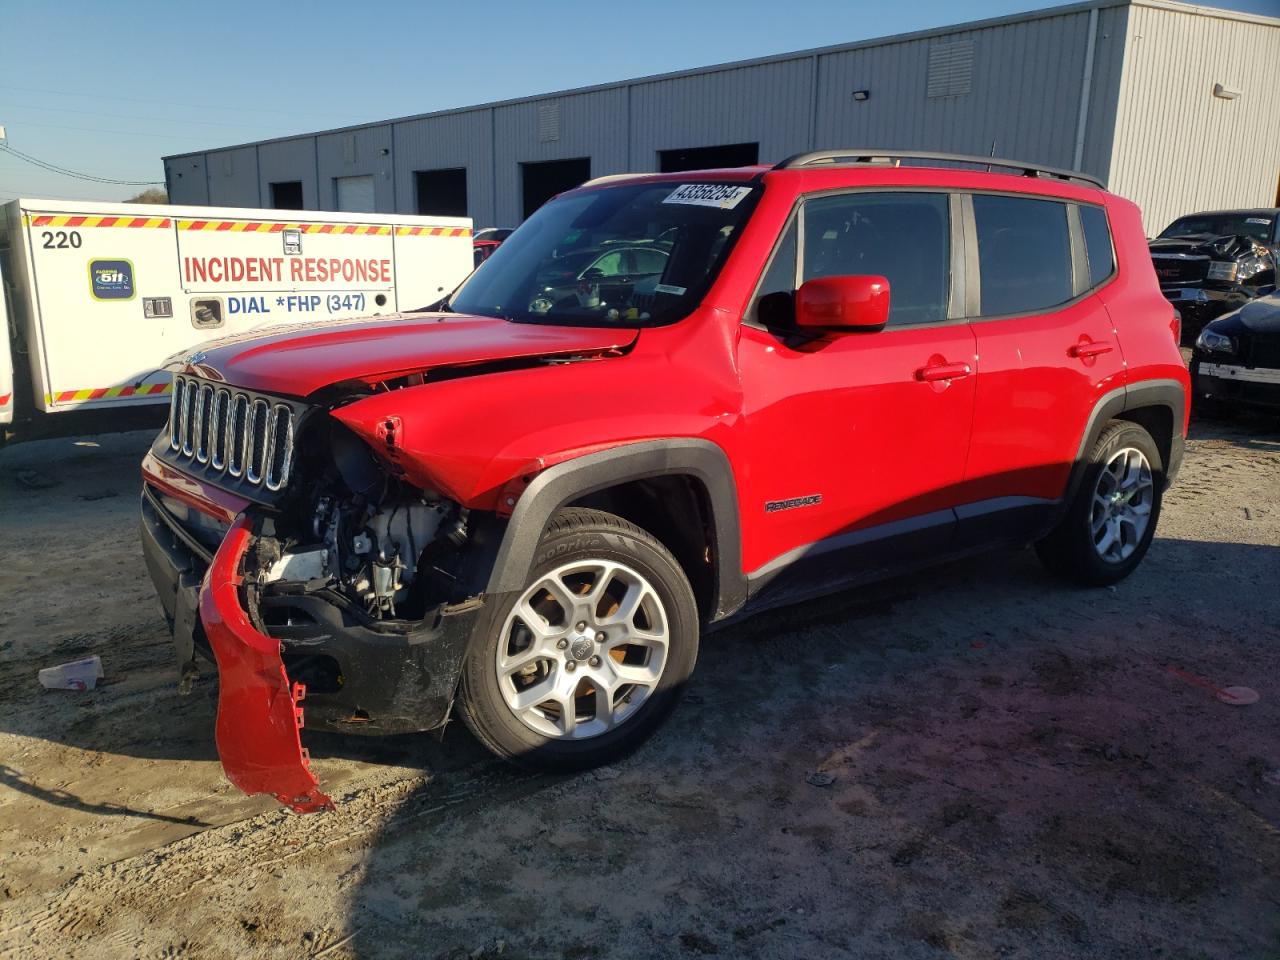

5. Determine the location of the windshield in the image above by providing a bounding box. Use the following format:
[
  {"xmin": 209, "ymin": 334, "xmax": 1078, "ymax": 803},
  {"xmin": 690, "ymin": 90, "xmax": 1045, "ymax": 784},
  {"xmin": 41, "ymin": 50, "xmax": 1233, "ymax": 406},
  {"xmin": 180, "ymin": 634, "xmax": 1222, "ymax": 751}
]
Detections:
[
  {"xmin": 1159, "ymin": 213, "xmax": 1274, "ymax": 244},
  {"xmin": 448, "ymin": 181, "xmax": 758, "ymax": 326}
]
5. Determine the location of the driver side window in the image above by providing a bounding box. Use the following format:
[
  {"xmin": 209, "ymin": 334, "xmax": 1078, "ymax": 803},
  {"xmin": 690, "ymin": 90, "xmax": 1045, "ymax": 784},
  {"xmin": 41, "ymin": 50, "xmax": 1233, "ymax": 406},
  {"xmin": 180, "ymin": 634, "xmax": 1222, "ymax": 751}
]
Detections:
[
  {"xmin": 802, "ymin": 192, "xmax": 951, "ymax": 326},
  {"xmin": 750, "ymin": 219, "xmax": 799, "ymax": 328}
]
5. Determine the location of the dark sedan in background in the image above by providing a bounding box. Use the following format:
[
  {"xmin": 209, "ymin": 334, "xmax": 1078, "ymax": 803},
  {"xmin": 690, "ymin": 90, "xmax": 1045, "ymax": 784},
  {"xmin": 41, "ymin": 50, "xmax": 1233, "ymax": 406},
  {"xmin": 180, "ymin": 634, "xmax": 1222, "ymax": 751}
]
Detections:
[
  {"xmin": 1191, "ymin": 292, "xmax": 1280, "ymax": 413},
  {"xmin": 1150, "ymin": 208, "xmax": 1278, "ymax": 343}
]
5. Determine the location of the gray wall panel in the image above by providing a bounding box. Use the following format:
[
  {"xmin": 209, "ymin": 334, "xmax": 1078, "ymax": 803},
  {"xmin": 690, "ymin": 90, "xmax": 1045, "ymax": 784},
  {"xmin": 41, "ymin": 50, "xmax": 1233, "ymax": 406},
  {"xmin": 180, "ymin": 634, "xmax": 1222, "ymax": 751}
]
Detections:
[
  {"xmin": 1110, "ymin": 4, "xmax": 1280, "ymax": 233},
  {"xmin": 205, "ymin": 146, "xmax": 260, "ymax": 207},
  {"xmin": 1076, "ymin": 4, "xmax": 1129, "ymax": 182},
  {"xmin": 629, "ymin": 59, "xmax": 813, "ymax": 167},
  {"xmin": 257, "ymin": 138, "xmax": 320, "ymax": 210},
  {"xmin": 493, "ymin": 88, "xmax": 629, "ymax": 226},
  {"xmin": 815, "ymin": 11, "xmax": 1093, "ymax": 171},
  {"xmin": 165, "ymin": 155, "xmax": 209, "ymax": 205},
  {"xmin": 316, "ymin": 124, "xmax": 394, "ymax": 212},
  {"xmin": 392, "ymin": 110, "xmax": 495, "ymax": 223}
]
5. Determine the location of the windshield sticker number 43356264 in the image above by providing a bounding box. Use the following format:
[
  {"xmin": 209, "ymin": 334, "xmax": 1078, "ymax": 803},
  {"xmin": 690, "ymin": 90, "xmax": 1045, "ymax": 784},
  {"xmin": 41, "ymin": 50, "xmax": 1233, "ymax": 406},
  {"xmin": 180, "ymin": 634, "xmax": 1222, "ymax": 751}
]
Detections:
[{"xmin": 663, "ymin": 184, "xmax": 753, "ymax": 210}]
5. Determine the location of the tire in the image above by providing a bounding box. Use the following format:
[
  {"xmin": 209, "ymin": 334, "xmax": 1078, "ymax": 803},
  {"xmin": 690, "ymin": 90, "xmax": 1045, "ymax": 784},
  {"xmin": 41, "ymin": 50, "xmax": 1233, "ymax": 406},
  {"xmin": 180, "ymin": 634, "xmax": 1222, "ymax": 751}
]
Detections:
[
  {"xmin": 1035, "ymin": 420, "xmax": 1164, "ymax": 587},
  {"xmin": 458, "ymin": 507, "xmax": 699, "ymax": 772}
]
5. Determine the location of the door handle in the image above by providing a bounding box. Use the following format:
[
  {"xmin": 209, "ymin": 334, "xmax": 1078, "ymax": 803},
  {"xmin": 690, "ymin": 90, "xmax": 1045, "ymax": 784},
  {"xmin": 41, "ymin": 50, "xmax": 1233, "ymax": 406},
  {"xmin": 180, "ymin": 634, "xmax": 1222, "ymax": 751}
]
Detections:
[
  {"xmin": 1069, "ymin": 340, "xmax": 1113, "ymax": 359},
  {"xmin": 915, "ymin": 361, "xmax": 972, "ymax": 382}
]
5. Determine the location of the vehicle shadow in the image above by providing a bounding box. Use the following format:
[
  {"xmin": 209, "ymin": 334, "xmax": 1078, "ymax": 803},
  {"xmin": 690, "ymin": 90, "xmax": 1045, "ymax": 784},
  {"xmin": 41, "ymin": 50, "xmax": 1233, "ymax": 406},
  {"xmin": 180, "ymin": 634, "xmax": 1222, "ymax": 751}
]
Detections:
[
  {"xmin": 1187, "ymin": 407, "xmax": 1280, "ymax": 448},
  {"xmin": 0, "ymin": 763, "xmax": 209, "ymax": 827},
  {"xmin": 325, "ymin": 536, "xmax": 1279, "ymax": 960},
  {"xmin": 1, "ymin": 531, "xmax": 1278, "ymax": 956}
]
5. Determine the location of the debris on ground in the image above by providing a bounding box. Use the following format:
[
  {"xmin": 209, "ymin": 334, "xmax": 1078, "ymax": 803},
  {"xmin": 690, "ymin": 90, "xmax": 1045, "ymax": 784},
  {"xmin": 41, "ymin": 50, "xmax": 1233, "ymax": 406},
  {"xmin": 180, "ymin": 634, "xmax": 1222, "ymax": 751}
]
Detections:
[{"xmin": 37, "ymin": 656, "xmax": 103, "ymax": 691}]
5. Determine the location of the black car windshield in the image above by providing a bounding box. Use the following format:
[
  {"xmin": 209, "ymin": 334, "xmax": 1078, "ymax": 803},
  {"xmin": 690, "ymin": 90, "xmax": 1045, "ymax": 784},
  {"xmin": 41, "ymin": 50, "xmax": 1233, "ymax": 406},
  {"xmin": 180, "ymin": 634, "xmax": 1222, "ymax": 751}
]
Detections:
[
  {"xmin": 447, "ymin": 181, "xmax": 759, "ymax": 326},
  {"xmin": 1159, "ymin": 213, "xmax": 1274, "ymax": 244}
]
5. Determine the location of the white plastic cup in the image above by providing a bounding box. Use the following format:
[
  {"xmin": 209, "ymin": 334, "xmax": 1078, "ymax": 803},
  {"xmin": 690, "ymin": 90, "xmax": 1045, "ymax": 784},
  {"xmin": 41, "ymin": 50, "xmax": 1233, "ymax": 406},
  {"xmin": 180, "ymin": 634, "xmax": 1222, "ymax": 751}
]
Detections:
[{"xmin": 37, "ymin": 656, "xmax": 104, "ymax": 691}]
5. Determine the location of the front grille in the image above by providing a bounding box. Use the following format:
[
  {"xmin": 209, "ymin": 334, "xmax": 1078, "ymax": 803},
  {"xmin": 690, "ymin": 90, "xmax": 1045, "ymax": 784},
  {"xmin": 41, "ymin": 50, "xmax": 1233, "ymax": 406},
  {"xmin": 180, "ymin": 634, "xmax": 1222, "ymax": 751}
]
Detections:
[
  {"xmin": 1241, "ymin": 334, "xmax": 1280, "ymax": 371},
  {"xmin": 1151, "ymin": 254, "xmax": 1208, "ymax": 286},
  {"xmin": 167, "ymin": 375, "xmax": 298, "ymax": 493}
]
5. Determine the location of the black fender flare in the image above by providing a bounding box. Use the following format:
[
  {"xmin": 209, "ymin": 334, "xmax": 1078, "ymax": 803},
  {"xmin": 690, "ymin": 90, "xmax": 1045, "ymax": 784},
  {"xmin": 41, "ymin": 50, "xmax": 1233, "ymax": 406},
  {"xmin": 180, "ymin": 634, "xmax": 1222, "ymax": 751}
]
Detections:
[
  {"xmin": 1064, "ymin": 377, "xmax": 1187, "ymax": 508},
  {"xmin": 483, "ymin": 438, "xmax": 747, "ymax": 621}
]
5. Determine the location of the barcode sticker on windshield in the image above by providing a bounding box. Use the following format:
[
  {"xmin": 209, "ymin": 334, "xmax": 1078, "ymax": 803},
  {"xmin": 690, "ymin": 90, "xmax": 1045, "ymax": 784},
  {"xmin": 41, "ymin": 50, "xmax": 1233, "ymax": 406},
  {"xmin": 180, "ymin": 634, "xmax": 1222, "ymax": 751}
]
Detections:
[
  {"xmin": 654, "ymin": 283, "xmax": 687, "ymax": 296},
  {"xmin": 1246, "ymin": 217, "xmax": 1271, "ymax": 224},
  {"xmin": 663, "ymin": 184, "xmax": 753, "ymax": 209}
]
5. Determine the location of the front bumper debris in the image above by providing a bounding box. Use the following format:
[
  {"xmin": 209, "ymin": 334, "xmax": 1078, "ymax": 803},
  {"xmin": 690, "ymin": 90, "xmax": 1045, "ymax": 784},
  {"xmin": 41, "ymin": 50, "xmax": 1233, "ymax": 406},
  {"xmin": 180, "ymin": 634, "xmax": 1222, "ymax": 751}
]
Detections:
[
  {"xmin": 200, "ymin": 517, "xmax": 334, "ymax": 814},
  {"xmin": 1192, "ymin": 358, "xmax": 1280, "ymax": 409}
]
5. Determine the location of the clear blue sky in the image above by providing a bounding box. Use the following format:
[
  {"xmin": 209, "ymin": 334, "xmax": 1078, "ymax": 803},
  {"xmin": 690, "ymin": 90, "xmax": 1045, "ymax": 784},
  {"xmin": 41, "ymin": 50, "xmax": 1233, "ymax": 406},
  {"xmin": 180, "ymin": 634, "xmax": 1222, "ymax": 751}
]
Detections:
[{"xmin": 1, "ymin": 0, "xmax": 1275, "ymax": 203}]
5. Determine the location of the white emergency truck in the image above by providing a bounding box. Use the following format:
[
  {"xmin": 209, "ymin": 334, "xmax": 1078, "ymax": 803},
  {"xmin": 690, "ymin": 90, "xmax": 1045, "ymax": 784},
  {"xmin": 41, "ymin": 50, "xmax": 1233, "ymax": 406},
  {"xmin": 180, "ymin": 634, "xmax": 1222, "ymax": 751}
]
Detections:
[
  {"xmin": 0, "ymin": 198, "xmax": 474, "ymax": 436},
  {"xmin": 0, "ymin": 259, "xmax": 12, "ymax": 429}
]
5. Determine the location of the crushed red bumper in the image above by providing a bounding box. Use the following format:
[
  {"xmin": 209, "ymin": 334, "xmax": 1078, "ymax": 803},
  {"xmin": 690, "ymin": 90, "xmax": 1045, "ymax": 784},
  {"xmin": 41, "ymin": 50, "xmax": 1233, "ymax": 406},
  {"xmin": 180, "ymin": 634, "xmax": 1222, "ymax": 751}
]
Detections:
[{"xmin": 199, "ymin": 517, "xmax": 333, "ymax": 814}]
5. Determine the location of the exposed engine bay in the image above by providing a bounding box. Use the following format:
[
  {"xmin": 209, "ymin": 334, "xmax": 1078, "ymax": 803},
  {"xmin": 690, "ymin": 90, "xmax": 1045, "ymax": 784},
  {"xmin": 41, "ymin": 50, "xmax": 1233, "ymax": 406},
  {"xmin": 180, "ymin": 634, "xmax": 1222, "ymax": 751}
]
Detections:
[{"xmin": 246, "ymin": 422, "xmax": 469, "ymax": 625}]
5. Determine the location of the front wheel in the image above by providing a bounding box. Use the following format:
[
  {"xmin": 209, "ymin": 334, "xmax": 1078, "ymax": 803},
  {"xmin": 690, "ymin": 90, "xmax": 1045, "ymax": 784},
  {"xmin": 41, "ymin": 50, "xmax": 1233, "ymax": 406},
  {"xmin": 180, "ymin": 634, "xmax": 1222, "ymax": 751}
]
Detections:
[
  {"xmin": 1036, "ymin": 420, "xmax": 1164, "ymax": 586},
  {"xmin": 458, "ymin": 508, "xmax": 699, "ymax": 771}
]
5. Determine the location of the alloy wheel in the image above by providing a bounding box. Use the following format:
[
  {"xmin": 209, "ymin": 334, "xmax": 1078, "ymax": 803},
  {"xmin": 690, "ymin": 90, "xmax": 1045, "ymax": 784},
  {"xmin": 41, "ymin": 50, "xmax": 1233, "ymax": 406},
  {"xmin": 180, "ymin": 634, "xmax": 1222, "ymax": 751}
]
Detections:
[
  {"xmin": 496, "ymin": 560, "xmax": 670, "ymax": 740},
  {"xmin": 1091, "ymin": 447, "xmax": 1154, "ymax": 563}
]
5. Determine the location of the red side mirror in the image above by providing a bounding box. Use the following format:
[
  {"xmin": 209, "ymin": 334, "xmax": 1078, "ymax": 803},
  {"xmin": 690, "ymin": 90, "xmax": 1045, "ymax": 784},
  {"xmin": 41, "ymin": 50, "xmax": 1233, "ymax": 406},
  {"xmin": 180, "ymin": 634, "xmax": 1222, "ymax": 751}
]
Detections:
[{"xmin": 795, "ymin": 275, "xmax": 890, "ymax": 332}]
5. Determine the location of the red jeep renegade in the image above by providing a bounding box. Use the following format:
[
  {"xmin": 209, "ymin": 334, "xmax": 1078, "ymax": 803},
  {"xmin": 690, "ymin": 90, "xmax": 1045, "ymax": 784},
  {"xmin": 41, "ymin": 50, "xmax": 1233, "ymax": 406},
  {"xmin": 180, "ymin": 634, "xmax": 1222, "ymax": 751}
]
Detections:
[{"xmin": 141, "ymin": 151, "xmax": 1189, "ymax": 811}]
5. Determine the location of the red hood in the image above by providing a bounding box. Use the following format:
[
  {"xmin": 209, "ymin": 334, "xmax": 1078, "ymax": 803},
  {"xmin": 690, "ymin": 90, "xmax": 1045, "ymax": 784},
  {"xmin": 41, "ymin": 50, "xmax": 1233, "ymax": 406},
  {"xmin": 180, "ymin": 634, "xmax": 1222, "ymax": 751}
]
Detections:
[{"xmin": 173, "ymin": 312, "xmax": 638, "ymax": 397}]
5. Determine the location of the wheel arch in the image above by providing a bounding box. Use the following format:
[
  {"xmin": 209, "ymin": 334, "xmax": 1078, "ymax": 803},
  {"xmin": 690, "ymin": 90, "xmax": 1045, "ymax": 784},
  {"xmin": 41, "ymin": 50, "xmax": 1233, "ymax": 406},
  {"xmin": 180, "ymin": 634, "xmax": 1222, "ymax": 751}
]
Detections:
[
  {"xmin": 484, "ymin": 439, "xmax": 747, "ymax": 621},
  {"xmin": 1065, "ymin": 378, "xmax": 1186, "ymax": 507},
  {"xmin": 567, "ymin": 475, "xmax": 717, "ymax": 622}
]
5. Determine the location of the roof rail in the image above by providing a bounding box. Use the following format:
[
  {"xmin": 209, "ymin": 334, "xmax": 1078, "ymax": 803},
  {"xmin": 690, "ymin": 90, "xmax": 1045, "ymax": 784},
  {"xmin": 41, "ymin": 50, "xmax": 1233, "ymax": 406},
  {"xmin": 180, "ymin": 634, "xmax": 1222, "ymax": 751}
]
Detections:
[
  {"xmin": 774, "ymin": 149, "xmax": 1105, "ymax": 189},
  {"xmin": 580, "ymin": 173, "xmax": 649, "ymax": 188}
]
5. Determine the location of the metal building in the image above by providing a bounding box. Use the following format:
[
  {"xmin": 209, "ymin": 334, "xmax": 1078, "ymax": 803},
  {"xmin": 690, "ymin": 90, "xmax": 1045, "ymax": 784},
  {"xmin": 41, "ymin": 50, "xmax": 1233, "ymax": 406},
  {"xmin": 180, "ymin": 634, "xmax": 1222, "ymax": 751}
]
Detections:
[{"xmin": 163, "ymin": 0, "xmax": 1279, "ymax": 235}]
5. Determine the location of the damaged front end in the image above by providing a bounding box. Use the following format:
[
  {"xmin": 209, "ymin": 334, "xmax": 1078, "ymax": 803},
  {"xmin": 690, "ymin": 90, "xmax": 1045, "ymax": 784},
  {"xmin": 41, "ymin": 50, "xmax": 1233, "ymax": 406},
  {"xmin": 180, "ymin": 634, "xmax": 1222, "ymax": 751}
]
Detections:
[
  {"xmin": 201, "ymin": 517, "xmax": 332, "ymax": 813},
  {"xmin": 142, "ymin": 373, "xmax": 496, "ymax": 813}
]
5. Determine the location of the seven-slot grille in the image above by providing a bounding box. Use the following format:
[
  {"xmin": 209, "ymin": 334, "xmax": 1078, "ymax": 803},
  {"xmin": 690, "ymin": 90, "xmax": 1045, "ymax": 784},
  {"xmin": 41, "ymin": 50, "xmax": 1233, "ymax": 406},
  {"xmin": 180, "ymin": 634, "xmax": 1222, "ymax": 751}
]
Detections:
[{"xmin": 167, "ymin": 376, "xmax": 296, "ymax": 492}]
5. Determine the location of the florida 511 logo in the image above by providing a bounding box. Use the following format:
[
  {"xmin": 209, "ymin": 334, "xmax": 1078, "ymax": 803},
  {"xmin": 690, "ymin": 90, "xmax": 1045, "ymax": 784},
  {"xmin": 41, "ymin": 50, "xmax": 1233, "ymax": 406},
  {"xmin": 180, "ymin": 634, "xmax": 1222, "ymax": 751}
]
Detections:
[{"xmin": 89, "ymin": 259, "xmax": 135, "ymax": 301}]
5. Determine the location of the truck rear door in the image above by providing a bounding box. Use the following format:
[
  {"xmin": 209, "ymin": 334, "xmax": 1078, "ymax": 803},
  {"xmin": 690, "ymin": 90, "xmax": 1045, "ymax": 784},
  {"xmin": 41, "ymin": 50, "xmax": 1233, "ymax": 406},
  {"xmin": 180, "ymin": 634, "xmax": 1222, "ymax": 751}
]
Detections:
[
  {"xmin": 20, "ymin": 207, "xmax": 176, "ymax": 412},
  {"xmin": 0, "ymin": 259, "xmax": 13, "ymax": 427}
]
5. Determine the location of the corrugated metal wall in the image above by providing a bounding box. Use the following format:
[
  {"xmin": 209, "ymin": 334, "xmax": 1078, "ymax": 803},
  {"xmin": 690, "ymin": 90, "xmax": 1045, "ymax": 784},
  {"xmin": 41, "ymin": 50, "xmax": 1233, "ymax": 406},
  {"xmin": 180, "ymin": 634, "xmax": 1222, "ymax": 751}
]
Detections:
[
  {"xmin": 393, "ymin": 110, "xmax": 495, "ymax": 224},
  {"xmin": 257, "ymin": 138, "xmax": 320, "ymax": 209},
  {"xmin": 205, "ymin": 146, "xmax": 259, "ymax": 207},
  {"xmin": 814, "ymin": 8, "xmax": 1116, "ymax": 171},
  {"xmin": 163, "ymin": 1, "xmax": 1277, "ymax": 231},
  {"xmin": 165, "ymin": 154, "xmax": 209, "ymax": 205},
  {"xmin": 493, "ymin": 87, "xmax": 630, "ymax": 223},
  {"xmin": 1109, "ymin": 3, "xmax": 1280, "ymax": 234},
  {"xmin": 316, "ymin": 124, "xmax": 394, "ymax": 212},
  {"xmin": 629, "ymin": 58, "xmax": 814, "ymax": 166}
]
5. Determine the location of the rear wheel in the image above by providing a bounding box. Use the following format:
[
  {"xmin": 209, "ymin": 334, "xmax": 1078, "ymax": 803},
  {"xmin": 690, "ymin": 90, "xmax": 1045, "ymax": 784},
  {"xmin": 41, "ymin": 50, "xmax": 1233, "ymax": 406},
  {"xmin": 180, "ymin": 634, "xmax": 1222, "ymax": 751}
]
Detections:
[
  {"xmin": 1036, "ymin": 420, "xmax": 1163, "ymax": 586},
  {"xmin": 458, "ymin": 508, "xmax": 698, "ymax": 771}
]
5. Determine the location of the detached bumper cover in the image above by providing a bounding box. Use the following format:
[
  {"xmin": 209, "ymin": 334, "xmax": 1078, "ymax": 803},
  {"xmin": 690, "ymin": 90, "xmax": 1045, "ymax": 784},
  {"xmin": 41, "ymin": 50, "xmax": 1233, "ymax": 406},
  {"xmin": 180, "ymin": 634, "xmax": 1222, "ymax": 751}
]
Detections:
[{"xmin": 200, "ymin": 517, "xmax": 333, "ymax": 814}]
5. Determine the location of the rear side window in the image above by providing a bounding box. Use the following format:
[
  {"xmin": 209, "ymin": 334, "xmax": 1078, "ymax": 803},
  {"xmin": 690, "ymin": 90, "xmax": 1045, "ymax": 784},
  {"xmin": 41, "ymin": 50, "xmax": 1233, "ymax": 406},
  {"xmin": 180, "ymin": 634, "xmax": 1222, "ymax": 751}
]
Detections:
[
  {"xmin": 973, "ymin": 195, "xmax": 1073, "ymax": 316},
  {"xmin": 1079, "ymin": 204, "xmax": 1115, "ymax": 288},
  {"xmin": 802, "ymin": 192, "xmax": 950, "ymax": 326}
]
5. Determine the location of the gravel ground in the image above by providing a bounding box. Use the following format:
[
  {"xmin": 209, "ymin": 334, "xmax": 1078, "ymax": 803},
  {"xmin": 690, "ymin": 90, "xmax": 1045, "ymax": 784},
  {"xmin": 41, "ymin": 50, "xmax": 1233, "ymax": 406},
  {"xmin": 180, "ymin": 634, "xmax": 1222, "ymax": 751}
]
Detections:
[{"xmin": 0, "ymin": 415, "xmax": 1277, "ymax": 960}]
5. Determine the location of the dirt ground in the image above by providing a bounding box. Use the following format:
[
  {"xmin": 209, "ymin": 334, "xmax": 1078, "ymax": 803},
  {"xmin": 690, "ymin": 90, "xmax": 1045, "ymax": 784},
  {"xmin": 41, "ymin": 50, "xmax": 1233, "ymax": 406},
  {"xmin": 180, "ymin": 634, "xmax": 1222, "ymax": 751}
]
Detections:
[{"xmin": 0, "ymin": 415, "xmax": 1277, "ymax": 960}]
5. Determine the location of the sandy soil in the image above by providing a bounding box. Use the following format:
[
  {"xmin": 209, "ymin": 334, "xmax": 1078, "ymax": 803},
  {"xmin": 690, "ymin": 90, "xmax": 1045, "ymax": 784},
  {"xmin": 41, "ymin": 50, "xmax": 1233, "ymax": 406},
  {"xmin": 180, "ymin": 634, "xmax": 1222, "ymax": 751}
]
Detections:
[{"xmin": 0, "ymin": 416, "xmax": 1277, "ymax": 960}]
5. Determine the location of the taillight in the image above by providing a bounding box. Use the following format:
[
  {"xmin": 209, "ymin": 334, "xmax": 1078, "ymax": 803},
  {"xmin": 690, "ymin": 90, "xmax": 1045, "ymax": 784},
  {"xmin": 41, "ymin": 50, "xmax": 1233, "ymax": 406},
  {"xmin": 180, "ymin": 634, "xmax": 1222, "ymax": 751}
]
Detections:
[{"xmin": 1170, "ymin": 308, "xmax": 1182, "ymax": 347}]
